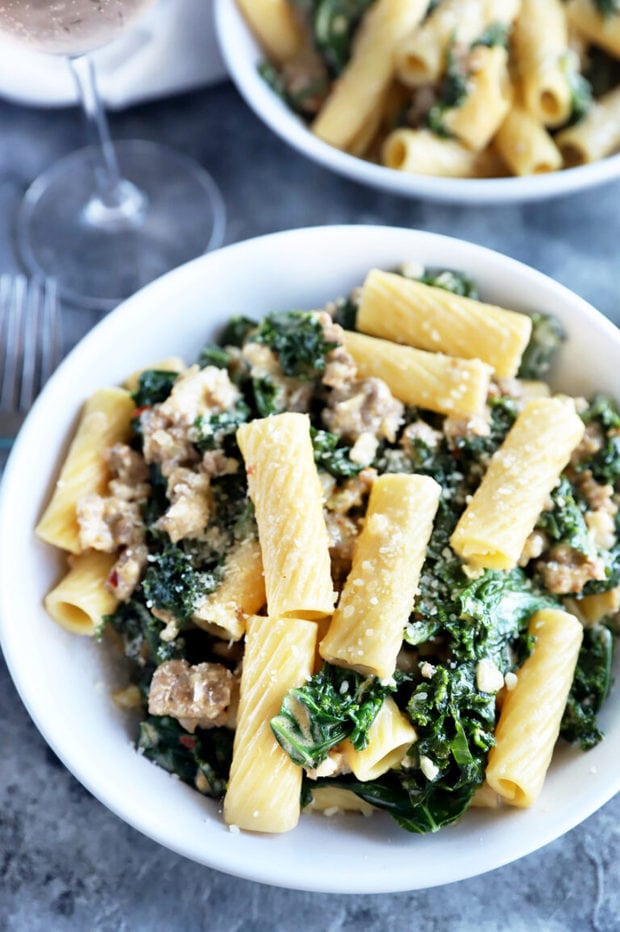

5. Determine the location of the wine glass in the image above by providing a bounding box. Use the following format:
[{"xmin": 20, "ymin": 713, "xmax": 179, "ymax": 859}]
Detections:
[{"xmin": 0, "ymin": 0, "xmax": 225, "ymax": 311}]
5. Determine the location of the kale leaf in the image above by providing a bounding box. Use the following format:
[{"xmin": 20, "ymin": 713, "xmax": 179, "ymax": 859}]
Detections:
[
  {"xmin": 472, "ymin": 22, "xmax": 509, "ymax": 49},
  {"xmin": 103, "ymin": 598, "xmax": 184, "ymax": 672},
  {"xmin": 131, "ymin": 369, "xmax": 179, "ymax": 408},
  {"xmin": 198, "ymin": 345, "xmax": 232, "ymax": 370},
  {"xmin": 428, "ymin": 45, "xmax": 470, "ymax": 137},
  {"xmin": 193, "ymin": 400, "xmax": 249, "ymax": 452},
  {"xmin": 536, "ymin": 475, "xmax": 596, "ymax": 559},
  {"xmin": 138, "ymin": 715, "xmax": 233, "ymax": 798},
  {"xmin": 253, "ymin": 310, "xmax": 338, "ymax": 380},
  {"xmin": 592, "ymin": 0, "xmax": 620, "ymax": 15},
  {"xmin": 416, "ymin": 268, "xmax": 480, "ymax": 299},
  {"xmin": 312, "ymin": 0, "xmax": 375, "ymax": 75},
  {"xmin": 220, "ymin": 315, "xmax": 257, "ymax": 348},
  {"xmin": 562, "ymin": 54, "xmax": 592, "ymax": 126},
  {"xmin": 270, "ymin": 664, "xmax": 395, "ymax": 769},
  {"xmin": 142, "ymin": 543, "xmax": 221, "ymax": 623},
  {"xmin": 561, "ymin": 625, "xmax": 614, "ymax": 749},
  {"xmin": 311, "ymin": 427, "xmax": 363, "ymax": 477},
  {"xmin": 251, "ymin": 374, "xmax": 280, "ymax": 416},
  {"xmin": 451, "ymin": 568, "xmax": 556, "ymax": 669},
  {"xmin": 517, "ymin": 312, "xmax": 565, "ymax": 380},
  {"xmin": 576, "ymin": 394, "xmax": 620, "ymax": 486},
  {"xmin": 332, "ymin": 295, "xmax": 359, "ymax": 330},
  {"xmin": 320, "ymin": 663, "xmax": 495, "ymax": 834}
]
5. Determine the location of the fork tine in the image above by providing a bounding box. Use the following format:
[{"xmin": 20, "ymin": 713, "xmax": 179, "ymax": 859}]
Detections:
[
  {"xmin": 19, "ymin": 275, "xmax": 39, "ymax": 410},
  {"xmin": 39, "ymin": 277, "xmax": 61, "ymax": 387},
  {"xmin": 0, "ymin": 275, "xmax": 26, "ymax": 411}
]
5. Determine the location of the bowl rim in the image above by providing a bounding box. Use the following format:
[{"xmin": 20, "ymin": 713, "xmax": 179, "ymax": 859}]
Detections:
[
  {"xmin": 213, "ymin": 0, "xmax": 620, "ymax": 205},
  {"xmin": 1, "ymin": 224, "xmax": 620, "ymax": 893}
]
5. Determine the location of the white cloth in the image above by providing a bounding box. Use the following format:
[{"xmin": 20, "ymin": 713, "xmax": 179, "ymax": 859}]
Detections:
[{"xmin": 0, "ymin": 0, "xmax": 226, "ymax": 109}]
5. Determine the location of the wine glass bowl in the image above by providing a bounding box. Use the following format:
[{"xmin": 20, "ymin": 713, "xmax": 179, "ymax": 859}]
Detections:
[
  {"xmin": 0, "ymin": 0, "xmax": 225, "ymax": 310},
  {"xmin": 0, "ymin": 0, "xmax": 156, "ymax": 56}
]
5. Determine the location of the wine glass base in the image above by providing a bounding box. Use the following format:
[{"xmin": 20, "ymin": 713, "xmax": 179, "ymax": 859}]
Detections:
[{"xmin": 16, "ymin": 139, "xmax": 226, "ymax": 312}]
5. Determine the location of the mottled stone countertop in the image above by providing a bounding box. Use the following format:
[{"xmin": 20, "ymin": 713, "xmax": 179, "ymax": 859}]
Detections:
[{"xmin": 0, "ymin": 79, "xmax": 619, "ymax": 931}]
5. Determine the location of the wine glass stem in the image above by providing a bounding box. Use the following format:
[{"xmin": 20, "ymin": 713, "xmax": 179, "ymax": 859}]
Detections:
[{"xmin": 68, "ymin": 54, "xmax": 146, "ymax": 224}]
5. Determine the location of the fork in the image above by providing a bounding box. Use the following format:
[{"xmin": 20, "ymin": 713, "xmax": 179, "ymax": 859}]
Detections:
[{"xmin": 0, "ymin": 275, "xmax": 61, "ymax": 449}]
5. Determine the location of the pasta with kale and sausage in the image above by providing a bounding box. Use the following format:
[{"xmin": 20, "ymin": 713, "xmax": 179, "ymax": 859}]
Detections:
[
  {"xmin": 37, "ymin": 262, "xmax": 618, "ymax": 834},
  {"xmin": 239, "ymin": 0, "xmax": 620, "ymax": 178}
]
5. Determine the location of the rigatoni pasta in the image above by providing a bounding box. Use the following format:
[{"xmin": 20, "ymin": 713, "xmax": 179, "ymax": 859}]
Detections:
[
  {"xmin": 486, "ymin": 608, "xmax": 583, "ymax": 806},
  {"xmin": 356, "ymin": 269, "xmax": 532, "ymax": 377},
  {"xmin": 244, "ymin": 0, "xmax": 620, "ymax": 178},
  {"xmin": 237, "ymin": 412, "xmax": 335, "ymax": 619},
  {"xmin": 451, "ymin": 397, "xmax": 585, "ymax": 569},
  {"xmin": 320, "ymin": 473, "xmax": 441, "ymax": 679},
  {"xmin": 37, "ymin": 258, "xmax": 618, "ymax": 842},
  {"xmin": 224, "ymin": 615, "xmax": 317, "ymax": 832}
]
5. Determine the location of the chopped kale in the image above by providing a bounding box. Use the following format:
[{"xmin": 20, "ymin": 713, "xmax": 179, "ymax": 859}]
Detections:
[
  {"xmin": 585, "ymin": 45, "xmax": 620, "ymax": 98},
  {"xmin": 332, "ymin": 295, "xmax": 359, "ymax": 330},
  {"xmin": 198, "ymin": 344, "xmax": 232, "ymax": 370},
  {"xmin": 258, "ymin": 59, "xmax": 329, "ymax": 115},
  {"xmin": 536, "ymin": 475, "xmax": 596, "ymax": 560},
  {"xmin": 472, "ymin": 22, "xmax": 509, "ymax": 49},
  {"xmin": 141, "ymin": 463, "xmax": 170, "ymax": 534},
  {"xmin": 193, "ymin": 400, "xmax": 249, "ymax": 452},
  {"xmin": 562, "ymin": 54, "xmax": 593, "ymax": 126},
  {"xmin": 131, "ymin": 369, "xmax": 178, "ymax": 408},
  {"xmin": 581, "ymin": 393, "xmax": 620, "ymax": 430},
  {"xmin": 561, "ymin": 625, "xmax": 614, "ymax": 749},
  {"xmin": 142, "ymin": 543, "xmax": 221, "ymax": 624},
  {"xmin": 210, "ymin": 472, "xmax": 256, "ymax": 542},
  {"xmin": 253, "ymin": 310, "xmax": 338, "ymax": 380},
  {"xmin": 138, "ymin": 715, "xmax": 233, "ymax": 798},
  {"xmin": 312, "ymin": 0, "xmax": 375, "ymax": 75},
  {"xmin": 220, "ymin": 315, "xmax": 257, "ymax": 348},
  {"xmin": 427, "ymin": 45, "xmax": 469, "ymax": 137},
  {"xmin": 271, "ymin": 664, "xmax": 395, "ymax": 769},
  {"xmin": 103, "ymin": 598, "xmax": 185, "ymax": 694},
  {"xmin": 517, "ymin": 312, "xmax": 566, "ymax": 380},
  {"xmin": 320, "ymin": 662, "xmax": 495, "ymax": 834},
  {"xmin": 450, "ymin": 568, "xmax": 556, "ymax": 670},
  {"xmin": 310, "ymin": 427, "xmax": 363, "ymax": 477},
  {"xmin": 592, "ymin": 0, "xmax": 620, "ymax": 15},
  {"xmin": 251, "ymin": 374, "xmax": 280, "ymax": 416},
  {"xmin": 417, "ymin": 268, "xmax": 480, "ymax": 299},
  {"xmin": 453, "ymin": 397, "xmax": 518, "ymax": 469},
  {"xmin": 576, "ymin": 394, "xmax": 620, "ymax": 486}
]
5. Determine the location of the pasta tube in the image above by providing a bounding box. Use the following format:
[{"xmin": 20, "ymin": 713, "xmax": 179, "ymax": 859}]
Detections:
[
  {"xmin": 382, "ymin": 128, "xmax": 503, "ymax": 177},
  {"xmin": 192, "ymin": 538, "xmax": 266, "ymax": 641},
  {"xmin": 343, "ymin": 697, "xmax": 417, "ymax": 781},
  {"xmin": 395, "ymin": 0, "xmax": 487, "ymax": 88},
  {"xmin": 566, "ymin": 0, "xmax": 620, "ymax": 58},
  {"xmin": 44, "ymin": 550, "xmax": 119, "ymax": 636},
  {"xmin": 556, "ymin": 86, "xmax": 620, "ymax": 167},
  {"xmin": 356, "ymin": 269, "xmax": 532, "ymax": 378},
  {"xmin": 311, "ymin": 0, "xmax": 428, "ymax": 152},
  {"xmin": 344, "ymin": 331, "xmax": 492, "ymax": 418},
  {"xmin": 486, "ymin": 608, "xmax": 583, "ymax": 807},
  {"xmin": 320, "ymin": 473, "xmax": 440, "ymax": 680},
  {"xmin": 35, "ymin": 388, "xmax": 135, "ymax": 554},
  {"xmin": 236, "ymin": 0, "xmax": 302, "ymax": 64},
  {"xmin": 451, "ymin": 397, "xmax": 585, "ymax": 570},
  {"xmin": 236, "ymin": 413, "xmax": 335, "ymax": 619},
  {"xmin": 442, "ymin": 46, "xmax": 513, "ymax": 152},
  {"xmin": 512, "ymin": 0, "xmax": 572, "ymax": 128},
  {"xmin": 494, "ymin": 104, "xmax": 563, "ymax": 175},
  {"xmin": 223, "ymin": 615, "xmax": 317, "ymax": 832}
]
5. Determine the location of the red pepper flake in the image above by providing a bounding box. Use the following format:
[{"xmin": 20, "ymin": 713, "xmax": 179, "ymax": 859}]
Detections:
[
  {"xmin": 132, "ymin": 405, "xmax": 151, "ymax": 419},
  {"xmin": 179, "ymin": 735, "xmax": 196, "ymax": 750},
  {"xmin": 107, "ymin": 570, "xmax": 119, "ymax": 589}
]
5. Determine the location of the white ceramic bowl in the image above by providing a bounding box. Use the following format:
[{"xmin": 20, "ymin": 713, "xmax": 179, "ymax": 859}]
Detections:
[
  {"xmin": 214, "ymin": 0, "xmax": 620, "ymax": 205},
  {"xmin": 1, "ymin": 226, "xmax": 619, "ymax": 893}
]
